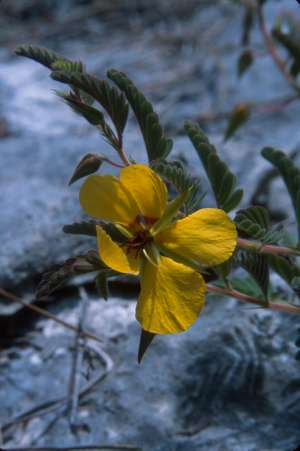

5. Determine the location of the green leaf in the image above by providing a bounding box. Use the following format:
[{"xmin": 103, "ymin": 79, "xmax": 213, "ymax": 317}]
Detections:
[
  {"xmin": 235, "ymin": 206, "xmax": 284, "ymax": 246},
  {"xmin": 68, "ymin": 153, "xmax": 103, "ymax": 185},
  {"xmin": 236, "ymin": 250, "xmax": 269, "ymax": 301},
  {"xmin": 63, "ymin": 221, "xmax": 98, "ymax": 237},
  {"xmin": 262, "ymin": 147, "xmax": 300, "ymax": 241},
  {"xmin": 237, "ymin": 49, "xmax": 254, "ymax": 78},
  {"xmin": 138, "ymin": 329, "xmax": 156, "ymax": 363},
  {"xmin": 241, "ymin": 6, "xmax": 254, "ymax": 46},
  {"xmin": 272, "ymin": 29, "xmax": 300, "ymax": 68},
  {"xmin": 51, "ymin": 59, "xmax": 84, "ymax": 73},
  {"xmin": 224, "ymin": 103, "xmax": 251, "ymax": 141},
  {"xmin": 96, "ymin": 272, "xmax": 109, "ymax": 301},
  {"xmin": 37, "ymin": 252, "xmax": 105, "ymax": 298},
  {"xmin": 107, "ymin": 69, "xmax": 172, "ymax": 161},
  {"xmin": 151, "ymin": 160, "xmax": 204, "ymax": 213},
  {"xmin": 236, "ymin": 206, "xmax": 268, "ymax": 237},
  {"xmin": 15, "ymin": 44, "xmax": 64, "ymax": 69},
  {"xmin": 57, "ymin": 92, "xmax": 104, "ymax": 126},
  {"xmin": 63, "ymin": 221, "xmax": 126, "ymax": 243},
  {"xmin": 268, "ymin": 254, "xmax": 300, "ymax": 296},
  {"xmin": 185, "ymin": 122, "xmax": 243, "ymax": 212},
  {"xmin": 51, "ymin": 70, "xmax": 129, "ymax": 135}
]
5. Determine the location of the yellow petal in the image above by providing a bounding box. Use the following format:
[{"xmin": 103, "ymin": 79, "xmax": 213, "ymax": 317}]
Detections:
[
  {"xmin": 155, "ymin": 208, "xmax": 237, "ymax": 267},
  {"xmin": 80, "ymin": 175, "xmax": 140, "ymax": 224},
  {"xmin": 120, "ymin": 164, "xmax": 167, "ymax": 221},
  {"xmin": 97, "ymin": 226, "xmax": 139, "ymax": 275},
  {"xmin": 136, "ymin": 256, "xmax": 205, "ymax": 334}
]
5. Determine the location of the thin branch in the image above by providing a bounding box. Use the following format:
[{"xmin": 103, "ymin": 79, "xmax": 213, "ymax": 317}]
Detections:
[
  {"xmin": 206, "ymin": 283, "xmax": 300, "ymax": 314},
  {"xmin": 0, "ymin": 288, "xmax": 103, "ymax": 344},
  {"xmin": 67, "ymin": 287, "xmax": 89, "ymax": 428},
  {"xmin": 196, "ymin": 94, "xmax": 298, "ymax": 124},
  {"xmin": 237, "ymin": 237, "xmax": 300, "ymax": 257},
  {"xmin": 256, "ymin": 1, "xmax": 300, "ymax": 93},
  {"xmin": 2, "ymin": 446, "xmax": 141, "ymax": 451},
  {"xmin": 2, "ymin": 346, "xmax": 113, "ymax": 438}
]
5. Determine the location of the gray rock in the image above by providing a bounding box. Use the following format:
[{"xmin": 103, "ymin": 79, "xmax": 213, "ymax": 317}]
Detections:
[{"xmin": 1, "ymin": 292, "xmax": 299, "ymax": 450}]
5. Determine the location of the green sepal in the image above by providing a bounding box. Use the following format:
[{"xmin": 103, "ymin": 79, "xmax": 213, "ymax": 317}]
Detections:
[
  {"xmin": 96, "ymin": 271, "xmax": 109, "ymax": 301},
  {"xmin": 138, "ymin": 329, "xmax": 156, "ymax": 363},
  {"xmin": 151, "ymin": 189, "xmax": 190, "ymax": 235}
]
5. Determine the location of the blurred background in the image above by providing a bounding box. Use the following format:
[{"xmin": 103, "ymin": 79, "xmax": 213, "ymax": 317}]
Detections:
[{"xmin": 1, "ymin": 1, "xmax": 300, "ymax": 450}]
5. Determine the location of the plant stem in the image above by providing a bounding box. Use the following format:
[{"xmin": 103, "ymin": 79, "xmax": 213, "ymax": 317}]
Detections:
[
  {"xmin": 196, "ymin": 94, "xmax": 298, "ymax": 124},
  {"xmin": 237, "ymin": 237, "xmax": 300, "ymax": 257},
  {"xmin": 117, "ymin": 130, "xmax": 131, "ymax": 166},
  {"xmin": 206, "ymin": 283, "xmax": 300, "ymax": 314},
  {"xmin": 256, "ymin": 1, "xmax": 300, "ymax": 94},
  {"xmin": 0, "ymin": 288, "xmax": 103, "ymax": 344},
  {"xmin": 101, "ymin": 156, "xmax": 125, "ymax": 168}
]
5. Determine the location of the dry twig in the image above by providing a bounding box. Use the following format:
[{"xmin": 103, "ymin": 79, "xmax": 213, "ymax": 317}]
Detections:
[{"xmin": 0, "ymin": 288, "xmax": 103, "ymax": 344}]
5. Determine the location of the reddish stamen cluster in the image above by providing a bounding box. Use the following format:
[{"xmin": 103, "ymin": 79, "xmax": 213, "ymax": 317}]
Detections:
[{"xmin": 124, "ymin": 231, "xmax": 152, "ymax": 257}]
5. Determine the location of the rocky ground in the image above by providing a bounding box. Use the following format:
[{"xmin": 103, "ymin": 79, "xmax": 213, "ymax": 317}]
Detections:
[{"xmin": 1, "ymin": 1, "xmax": 300, "ymax": 450}]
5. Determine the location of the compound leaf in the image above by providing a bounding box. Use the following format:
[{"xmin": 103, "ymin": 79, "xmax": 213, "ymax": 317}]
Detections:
[
  {"xmin": 262, "ymin": 147, "xmax": 300, "ymax": 241},
  {"xmin": 185, "ymin": 122, "xmax": 243, "ymax": 212},
  {"xmin": 107, "ymin": 69, "xmax": 172, "ymax": 161},
  {"xmin": 15, "ymin": 44, "xmax": 64, "ymax": 69},
  {"xmin": 151, "ymin": 160, "xmax": 204, "ymax": 213},
  {"xmin": 51, "ymin": 70, "xmax": 129, "ymax": 134},
  {"xmin": 236, "ymin": 250, "xmax": 269, "ymax": 301}
]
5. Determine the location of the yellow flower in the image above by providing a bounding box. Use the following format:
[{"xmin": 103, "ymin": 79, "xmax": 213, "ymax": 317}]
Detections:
[{"xmin": 80, "ymin": 164, "xmax": 237, "ymax": 334}]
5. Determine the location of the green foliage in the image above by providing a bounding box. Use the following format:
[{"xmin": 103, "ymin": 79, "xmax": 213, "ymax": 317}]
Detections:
[
  {"xmin": 268, "ymin": 254, "xmax": 300, "ymax": 296},
  {"xmin": 151, "ymin": 160, "xmax": 204, "ymax": 214},
  {"xmin": 237, "ymin": 49, "xmax": 254, "ymax": 78},
  {"xmin": 107, "ymin": 69, "xmax": 172, "ymax": 161},
  {"xmin": 51, "ymin": 70, "xmax": 129, "ymax": 135},
  {"xmin": 63, "ymin": 221, "xmax": 126, "ymax": 244},
  {"xmin": 37, "ymin": 252, "xmax": 105, "ymax": 298},
  {"xmin": 235, "ymin": 206, "xmax": 283, "ymax": 244},
  {"xmin": 224, "ymin": 103, "xmax": 251, "ymax": 141},
  {"xmin": 96, "ymin": 272, "xmax": 109, "ymax": 301},
  {"xmin": 15, "ymin": 44, "xmax": 64, "ymax": 69},
  {"xmin": 51, "ymin": 59, "xmax": 85, "ymax": 73},
  {"xmin": 272, "ymin": 28, "xmax": 300, "ymax": 77},
  {"xmin": 295, "ymin": 328, "xmax": 300, "ymax": 361},
  {"xmin": 56, "ymin": 92, "xmax": 103, "ymax": 126},
  {"xmin": 262, "ymin": 147, "xmax": 300, "ymax": 241},
  {"xmin": 63, "ymin": 221, "xmax": 98, "ymax": 237},
  {"xmin": 236, "ymin": 250, "xmax": 269, "ymax": 300},
  {"xmin": 235, "ymin": 206, "xmax": 277, "ymax": 300},
  {"xmin": 68, "ymin": 153, "xmax": 103, "ymax": 185},
  {"xmin": 185, "ymin": 122, "xmax": 243, "ymax": 212},
  {"xmin": 241, "ymin": 6, "xmax": 254, "ymax": 46}
]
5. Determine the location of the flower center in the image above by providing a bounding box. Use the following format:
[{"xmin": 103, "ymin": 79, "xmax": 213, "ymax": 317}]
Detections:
[
  {"xmin": 123, "ymin": 230, "xmax": 153, "ymax": 257},
  {"xmin": 131, "ymin": 214, "xmax": 158, "ymax": 230}
]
